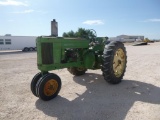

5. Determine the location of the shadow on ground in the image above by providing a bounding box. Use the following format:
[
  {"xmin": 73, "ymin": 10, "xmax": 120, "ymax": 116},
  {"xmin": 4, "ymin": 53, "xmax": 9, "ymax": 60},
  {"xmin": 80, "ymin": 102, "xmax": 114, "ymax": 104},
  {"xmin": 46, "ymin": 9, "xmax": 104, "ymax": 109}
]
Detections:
[{"xmin": 35, "ymin": 73, "xmax": 160, "ymax": 120}]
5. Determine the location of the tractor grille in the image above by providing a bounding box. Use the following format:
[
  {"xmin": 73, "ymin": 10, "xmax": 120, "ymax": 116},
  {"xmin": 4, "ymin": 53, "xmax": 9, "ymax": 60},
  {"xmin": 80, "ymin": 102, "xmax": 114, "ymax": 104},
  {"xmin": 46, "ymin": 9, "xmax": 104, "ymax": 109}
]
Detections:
[{"xmin": 41, "ymin": 43, "xmax": 53, "ymax": 64}]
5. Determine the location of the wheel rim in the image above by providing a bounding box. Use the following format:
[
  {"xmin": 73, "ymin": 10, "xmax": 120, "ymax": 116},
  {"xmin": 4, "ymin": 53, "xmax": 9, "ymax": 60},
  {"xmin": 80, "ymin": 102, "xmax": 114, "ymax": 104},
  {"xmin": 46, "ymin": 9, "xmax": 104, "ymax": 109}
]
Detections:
[
  {"xmin": 113, "ymin": 48, "xmax": 126, "ymax": 77},
  {"xmin": 44, "ymin": 79, "xmax": 58, "ymax": 96}
]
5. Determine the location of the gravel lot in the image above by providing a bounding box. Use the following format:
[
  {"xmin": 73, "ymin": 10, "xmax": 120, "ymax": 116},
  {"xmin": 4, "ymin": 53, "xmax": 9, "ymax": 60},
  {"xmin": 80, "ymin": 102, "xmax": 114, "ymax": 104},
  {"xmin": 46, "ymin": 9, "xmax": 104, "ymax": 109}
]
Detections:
[{"xmin": 0, "ymin": 42, "xmax": 160, "ymax": 120}]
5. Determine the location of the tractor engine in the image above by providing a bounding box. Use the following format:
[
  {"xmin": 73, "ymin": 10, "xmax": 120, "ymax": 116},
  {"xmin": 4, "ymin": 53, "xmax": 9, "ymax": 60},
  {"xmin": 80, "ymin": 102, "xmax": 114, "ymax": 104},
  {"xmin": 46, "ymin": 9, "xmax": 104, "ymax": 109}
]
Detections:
[{"xmin": 62, "ymin": 49, "xmax": 79, "ymax": 63}]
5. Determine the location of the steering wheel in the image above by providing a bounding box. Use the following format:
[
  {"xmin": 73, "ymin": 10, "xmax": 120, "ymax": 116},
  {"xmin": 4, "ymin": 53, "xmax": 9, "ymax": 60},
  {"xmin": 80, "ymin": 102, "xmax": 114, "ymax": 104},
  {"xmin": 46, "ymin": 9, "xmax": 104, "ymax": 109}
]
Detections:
[{"xmin": 89, "ymin": 29, "xmax": 97, "ymax": 38}]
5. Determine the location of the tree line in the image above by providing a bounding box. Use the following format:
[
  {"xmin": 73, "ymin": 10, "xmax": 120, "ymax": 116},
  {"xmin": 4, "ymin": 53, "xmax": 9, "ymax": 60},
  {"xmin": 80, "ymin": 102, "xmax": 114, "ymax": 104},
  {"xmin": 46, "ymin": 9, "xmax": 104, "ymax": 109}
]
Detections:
[{"xmin": 62, "ymin": 28, "xmax": 96, "ymax": 39}]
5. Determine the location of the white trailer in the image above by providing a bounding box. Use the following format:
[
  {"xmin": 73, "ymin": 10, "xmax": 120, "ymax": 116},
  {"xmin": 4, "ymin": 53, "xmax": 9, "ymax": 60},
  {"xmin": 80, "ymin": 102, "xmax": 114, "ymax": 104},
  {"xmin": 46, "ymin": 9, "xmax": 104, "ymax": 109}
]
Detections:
[{"xmin": 0, "ymin": 35, "xmax": 37, "ymax": 52}]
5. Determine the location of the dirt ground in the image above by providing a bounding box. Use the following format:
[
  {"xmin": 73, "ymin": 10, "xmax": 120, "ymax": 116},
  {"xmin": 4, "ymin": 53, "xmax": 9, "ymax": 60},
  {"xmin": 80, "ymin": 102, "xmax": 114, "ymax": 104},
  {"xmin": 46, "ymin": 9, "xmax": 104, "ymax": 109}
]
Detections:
[{"xmin": 0, "ymin": 42, "xmax": 160, "ymax": 120}]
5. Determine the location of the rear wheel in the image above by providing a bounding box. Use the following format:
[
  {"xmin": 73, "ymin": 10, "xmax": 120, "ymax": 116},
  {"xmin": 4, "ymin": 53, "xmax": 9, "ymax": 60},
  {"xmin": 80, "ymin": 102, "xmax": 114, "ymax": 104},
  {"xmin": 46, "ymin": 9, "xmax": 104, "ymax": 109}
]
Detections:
[
  {"xmin": 29, "ymin": 47, "xmax": 34, "ymax": 51},
  {"xmin": 102, "ymin": 41, "xmax": 127, "ymax": 84},
  {"xmin": 67, "ymin": 67, "xmax": 87, "ymax": 76},
  {"xmin": 34, "ymin": 47, "xmax": 37, "ymax": 51},
  {"xmin": 36, "ymin": 73, "xmax": 61, "ymax": 101},
  {"xmin": 23, "ymin": 47, "xmax": 29, "ymax": 52}
]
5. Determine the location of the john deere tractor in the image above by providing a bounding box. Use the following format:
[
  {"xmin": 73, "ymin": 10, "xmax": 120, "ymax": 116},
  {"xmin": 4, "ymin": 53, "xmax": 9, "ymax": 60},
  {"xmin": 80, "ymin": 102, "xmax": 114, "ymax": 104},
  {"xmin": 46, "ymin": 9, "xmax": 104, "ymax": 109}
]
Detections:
[{"xmin": 31, "ymin": 20, "xmax": 127, "ymax": 101}]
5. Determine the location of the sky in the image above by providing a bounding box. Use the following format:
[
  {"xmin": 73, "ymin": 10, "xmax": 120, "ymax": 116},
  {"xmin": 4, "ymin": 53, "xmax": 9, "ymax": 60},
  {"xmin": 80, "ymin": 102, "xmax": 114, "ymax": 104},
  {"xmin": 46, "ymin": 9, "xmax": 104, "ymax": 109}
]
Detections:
[{"xmin": 0, "ymin": 0, "xmax": 160, "ymax": 39}]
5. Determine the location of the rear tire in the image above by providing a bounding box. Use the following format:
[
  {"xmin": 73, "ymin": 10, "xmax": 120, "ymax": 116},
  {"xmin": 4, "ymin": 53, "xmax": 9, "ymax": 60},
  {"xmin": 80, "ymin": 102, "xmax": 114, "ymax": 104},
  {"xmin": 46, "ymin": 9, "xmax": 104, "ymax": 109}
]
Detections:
[
  {"xmin": 102, "ymin": 41, "xmax": 127, "ymax": 84},
  {"xmin": 34, "ymin": 47, "xmax": 37, "ymax": 51},
  {"xmin": 29, "ymin": 47, "xmax": 34, "ymax": 51},
  {"xmin": 36, "ymin": 73, "xmax": 61, "ymax": 101},
  {"xmin": 67, "ymin": 67, "xmax": 87, "ymax": 76},
  {"xmin": 23, "ymin": 47, "xmax": 29, "ymax": 52}
]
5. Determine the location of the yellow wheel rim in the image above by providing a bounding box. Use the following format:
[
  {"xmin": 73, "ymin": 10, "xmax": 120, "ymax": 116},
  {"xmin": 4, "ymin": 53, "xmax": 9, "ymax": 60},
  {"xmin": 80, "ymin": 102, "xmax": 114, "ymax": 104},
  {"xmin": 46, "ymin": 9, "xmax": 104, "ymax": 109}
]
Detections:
[
  {"xmin": 44, "ymin": 79, "xmax": 58, "ymax": 96},
  {"xmin": 113, "ymin": 48, "xmax": 126, "ymax": 77}
]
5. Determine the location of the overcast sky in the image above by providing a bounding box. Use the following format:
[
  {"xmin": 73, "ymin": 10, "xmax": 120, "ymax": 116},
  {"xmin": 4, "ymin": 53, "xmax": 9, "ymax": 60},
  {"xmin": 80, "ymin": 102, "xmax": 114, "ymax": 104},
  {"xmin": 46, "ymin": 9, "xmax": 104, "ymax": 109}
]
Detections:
[{"xmin": 0, "ymin": 0, "xmax": 160, "ymax": 39}]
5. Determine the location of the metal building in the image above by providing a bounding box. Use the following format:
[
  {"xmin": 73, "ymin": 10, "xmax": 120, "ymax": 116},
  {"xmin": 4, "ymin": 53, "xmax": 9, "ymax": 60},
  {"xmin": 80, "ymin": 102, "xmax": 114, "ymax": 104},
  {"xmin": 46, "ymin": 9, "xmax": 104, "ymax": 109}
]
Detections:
[{"xmin": 109, "ymin": 35, "xmax": 144, "ymax": 42}]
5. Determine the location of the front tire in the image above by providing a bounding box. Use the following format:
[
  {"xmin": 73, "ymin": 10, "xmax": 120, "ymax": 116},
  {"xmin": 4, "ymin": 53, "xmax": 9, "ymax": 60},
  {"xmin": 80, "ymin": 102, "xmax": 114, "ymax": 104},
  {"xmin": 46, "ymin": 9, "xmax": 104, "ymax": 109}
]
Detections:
[
  {"xmin": 36, "ymin": 73, "xmax": 61, "ymax": 101},
  {"xmin": 67, "ymin": 67, "xmax": 87, "ymax": 76},
  {"xmin": 31, "ymin": 72, "xmax": 42, "ymax": 97},
  {"xmin": 102, "ymin": 41, "xmax": 127, "ymax": 84}
]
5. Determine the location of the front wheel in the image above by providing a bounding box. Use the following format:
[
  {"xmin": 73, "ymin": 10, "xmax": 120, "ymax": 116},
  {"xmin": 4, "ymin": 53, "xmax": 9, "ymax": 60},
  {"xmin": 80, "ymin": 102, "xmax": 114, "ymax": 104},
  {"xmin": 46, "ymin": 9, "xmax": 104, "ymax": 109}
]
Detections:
[
  {"xmin": 36, "ymin": 73, "xmax": 61, "ymax": 101},
  {"xmin": 102, "ymin": 41, "xmax": 127, "ymax": 84},
  {"xmin": 31, "ymin": 72, "xmax": 42, "ymax": 97}
]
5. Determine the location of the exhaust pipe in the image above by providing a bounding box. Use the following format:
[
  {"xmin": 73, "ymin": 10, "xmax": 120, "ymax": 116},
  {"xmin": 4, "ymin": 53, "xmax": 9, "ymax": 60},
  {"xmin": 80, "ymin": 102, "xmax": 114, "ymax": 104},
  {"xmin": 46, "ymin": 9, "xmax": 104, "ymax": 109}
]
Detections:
[{"xmin": 51, "ymin": 19, "xmax": 58, "ymax": 37}]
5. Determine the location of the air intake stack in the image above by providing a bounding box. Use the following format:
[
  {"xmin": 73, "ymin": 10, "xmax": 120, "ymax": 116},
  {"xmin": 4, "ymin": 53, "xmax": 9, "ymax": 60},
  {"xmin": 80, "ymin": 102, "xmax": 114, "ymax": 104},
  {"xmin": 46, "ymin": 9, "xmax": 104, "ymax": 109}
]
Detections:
[{"xmin": 51, "ymin": 19, "xmax": 58, "ymax": 37}]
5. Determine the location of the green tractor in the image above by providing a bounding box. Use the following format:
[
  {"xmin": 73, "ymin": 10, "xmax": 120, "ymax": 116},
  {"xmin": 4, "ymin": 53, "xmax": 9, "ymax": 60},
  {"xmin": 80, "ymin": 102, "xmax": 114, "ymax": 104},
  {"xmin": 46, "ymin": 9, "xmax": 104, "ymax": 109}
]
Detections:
[{"xmin": 31, "ymin": 20, "xmax": 127, "ymax": 101}]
